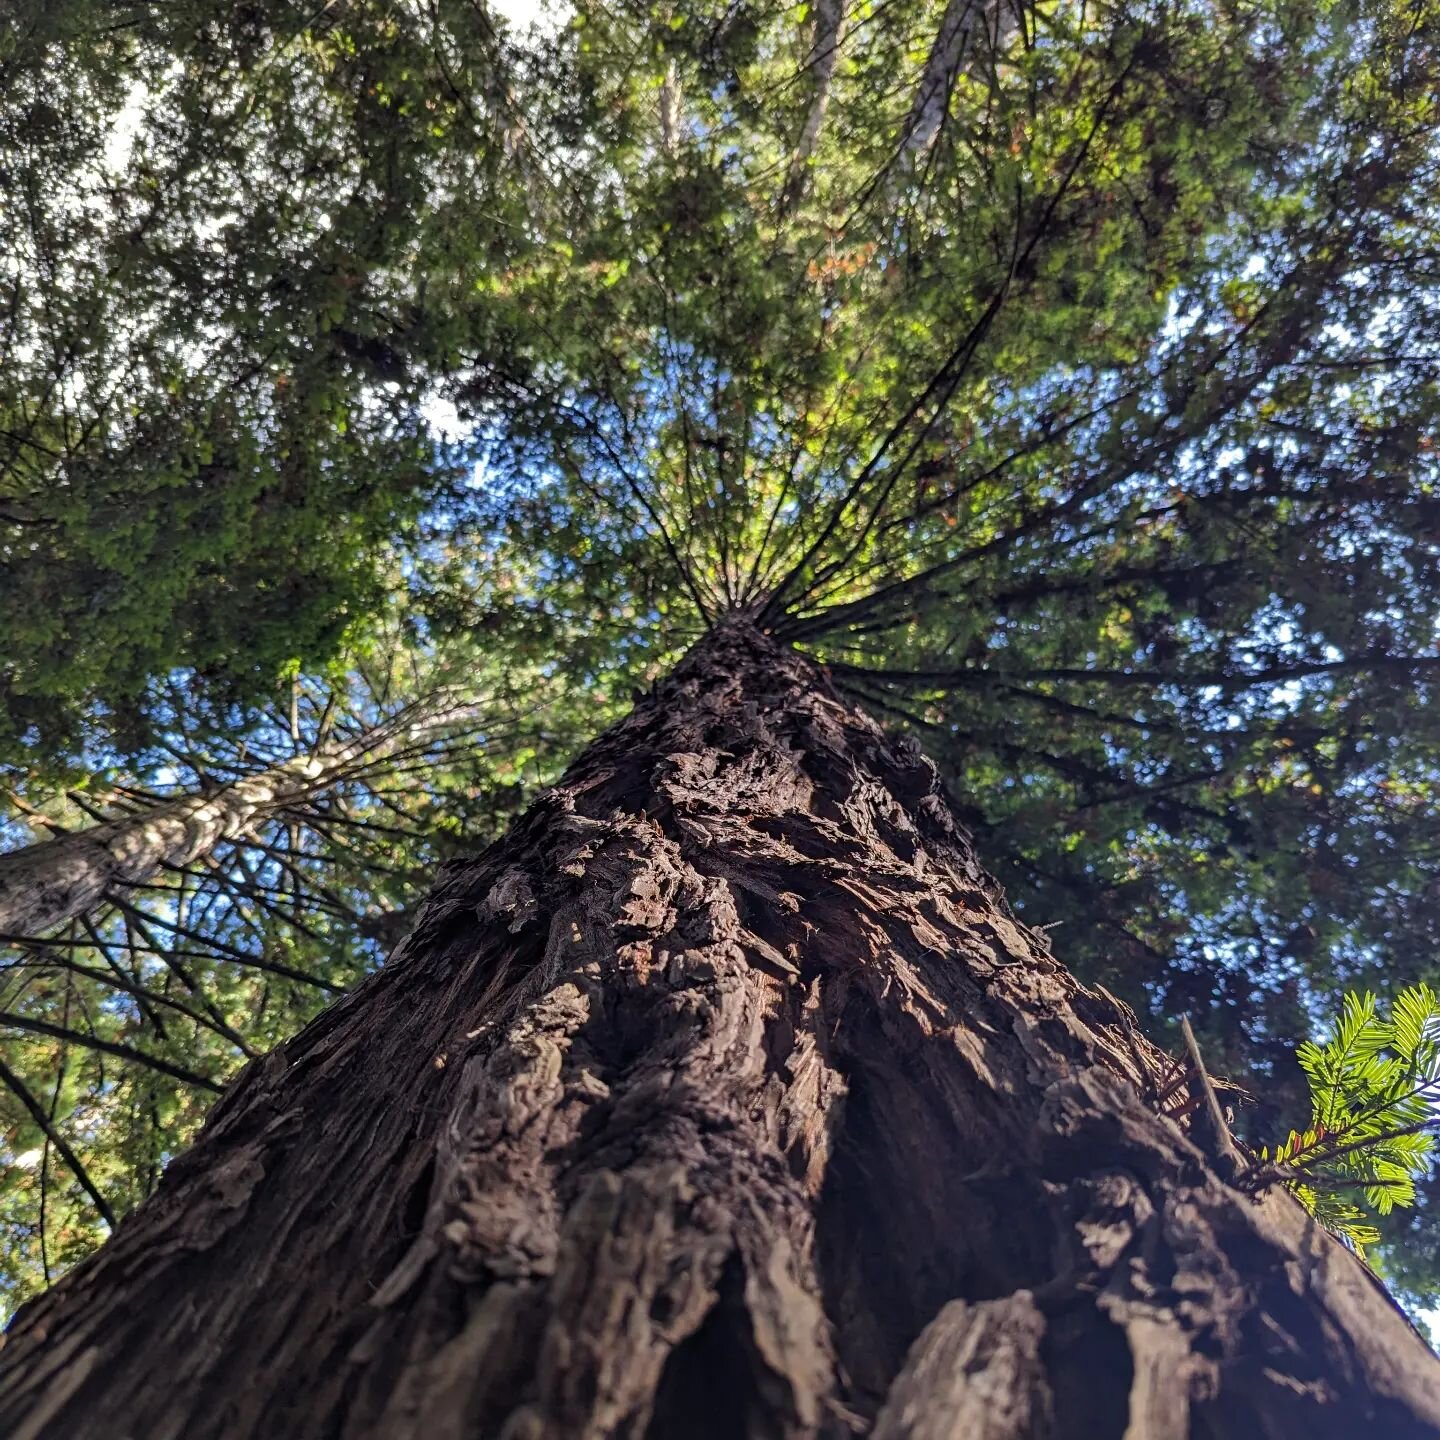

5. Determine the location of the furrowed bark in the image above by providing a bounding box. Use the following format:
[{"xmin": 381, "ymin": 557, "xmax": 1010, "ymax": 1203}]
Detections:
[
  {"xmin": 0, "ymin": 697, "xmax": 475, "ymax": 941},
  {"xmin": 1, "ymin": 619, "xmax": 1436, "ymax": 1438}
]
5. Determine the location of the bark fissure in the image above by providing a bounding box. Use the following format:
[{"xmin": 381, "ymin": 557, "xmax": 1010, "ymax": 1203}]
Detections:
[{"xmin": 1, "ymin": 620, "xmax": 1436, "ymax": 1438}]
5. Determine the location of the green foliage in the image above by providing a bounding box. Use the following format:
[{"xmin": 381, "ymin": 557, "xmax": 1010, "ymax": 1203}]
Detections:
[
  {"xmin": 1258, "ymin": 987, "xmax": 1440, "ymax": 1256},
  {"xmin": 0, "ymin": 0, "xmax": 538, "ymax": 772},
  {"xmin": 456, "ymin": 0, "xmax": 1440, "ymax": 1152}
]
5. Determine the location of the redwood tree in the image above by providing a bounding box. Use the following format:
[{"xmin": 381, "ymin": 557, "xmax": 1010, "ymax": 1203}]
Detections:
[
  {"xmin": 2, "ymin": 619, "xmax": 1437, "ymax": 1435},
  {"xmin": 6, "ymin": 0, "xmax": 1440, "ymax": 1426}
]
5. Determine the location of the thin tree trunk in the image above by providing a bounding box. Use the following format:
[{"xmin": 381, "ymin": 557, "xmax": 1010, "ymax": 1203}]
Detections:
[
  {"xmin": 659, "ymin": 60, "xmax": 682, "ymax": 156},
  {"xmin": 780, "ymin": 0, "xmax": 843, "ymax": 215},
  {"xmin": 0, "ymin": 697, "xmax": 474, "ymax": 941},
  {"xmin": 2, "ymin": 620, "xmax": 1437, "ymax": 1438},
  {"xmin": 899, "ymin": 0, "xmax": 1016, "ymax": 165}
]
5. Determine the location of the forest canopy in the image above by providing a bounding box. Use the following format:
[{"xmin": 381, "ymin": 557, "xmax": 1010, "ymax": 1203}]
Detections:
[{"xmin": 3, "ymin": 0, "xmax": 1440, "ymax": 1317}]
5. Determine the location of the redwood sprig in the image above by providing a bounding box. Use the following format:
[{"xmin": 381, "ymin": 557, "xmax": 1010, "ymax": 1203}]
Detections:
[{"xmin": 1245, "ymin": 985, "xmax": 1440, "ymax": 1256}]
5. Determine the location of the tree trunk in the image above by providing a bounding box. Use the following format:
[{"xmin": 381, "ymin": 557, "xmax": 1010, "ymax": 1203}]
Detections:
[
  {"xmin": 900, "ymin": 0, "xmax": 1017, "ymax": 165},
  {"xmin": 0, "ymin": 697, "xmax": 474, "ymax": 940},
  {"xmin": 1, "ymin": 620, "xmax": 1436, "ymax": 1438},
  {"xmin": 780, "ymin": 0, "xmax": 843, "ymax": 215},
  {"xmin": 659, "ymin": 60, "xmax": 682, "ymax": 156}
]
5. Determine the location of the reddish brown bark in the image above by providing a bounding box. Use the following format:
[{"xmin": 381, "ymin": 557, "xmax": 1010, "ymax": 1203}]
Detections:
[{"xmin": 1, "ymin": 619, "xmax": 1437, "ymax": 1438}]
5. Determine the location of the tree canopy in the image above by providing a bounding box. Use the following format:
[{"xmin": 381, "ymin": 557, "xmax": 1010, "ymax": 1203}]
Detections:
[{"xmin": 4, "ymin": 0, "xmax": 1440, "ymax": 1317}]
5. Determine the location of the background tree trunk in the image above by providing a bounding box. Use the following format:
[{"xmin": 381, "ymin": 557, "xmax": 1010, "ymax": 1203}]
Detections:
[
  {"xmin": 899, "ymin": 0, "xmax": 1017, "ymax": 165},
  {"xmin": 1, "ymin": 620, "xmax": 1437, "ymax": 1438},
  {"xmin": 780, "ymin": 0, "xmax": 843, "ymax": 214},
  {"xmin": 0, "ymin": 696, "xmax": 476, "ymax": 941}
]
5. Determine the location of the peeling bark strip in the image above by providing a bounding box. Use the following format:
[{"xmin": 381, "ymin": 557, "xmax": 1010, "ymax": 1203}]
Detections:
[
  {"xmin": 0, "ymin": 697, "xmax": 475, "ymax": 940},
  {"xmin": 2, "ymin": 620, "xmax": 1438, "ymax": 1438}
]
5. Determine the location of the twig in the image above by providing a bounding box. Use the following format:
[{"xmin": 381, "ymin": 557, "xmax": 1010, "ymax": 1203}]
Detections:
[
  {"xmin": 1181, "ymin": 1015, "xmax": 1243, "ymax": 1179},
  {"xmin": 0, "ymin": 1053, "xmax": 116, "ymax": 1227}
]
